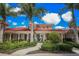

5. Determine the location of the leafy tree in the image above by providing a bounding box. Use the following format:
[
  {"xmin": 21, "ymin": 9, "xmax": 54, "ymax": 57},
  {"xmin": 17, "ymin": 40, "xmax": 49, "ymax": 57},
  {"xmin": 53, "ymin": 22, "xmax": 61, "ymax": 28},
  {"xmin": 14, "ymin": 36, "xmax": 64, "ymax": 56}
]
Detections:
[
  {"xmin": 60, "ymin": 3, "xmax": 79, "ymax": 43},
  {"xmin": 0, "ymin": 3, "xmax": 16, "ymax": 42}
]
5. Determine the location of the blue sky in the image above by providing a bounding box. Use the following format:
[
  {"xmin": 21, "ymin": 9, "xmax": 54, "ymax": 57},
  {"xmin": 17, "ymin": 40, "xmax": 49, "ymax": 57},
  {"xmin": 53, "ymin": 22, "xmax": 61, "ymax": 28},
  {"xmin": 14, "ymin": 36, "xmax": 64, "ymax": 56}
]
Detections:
[{"xmin": 0, "ymin": 3, "xmax": 79, "ymax": 29}]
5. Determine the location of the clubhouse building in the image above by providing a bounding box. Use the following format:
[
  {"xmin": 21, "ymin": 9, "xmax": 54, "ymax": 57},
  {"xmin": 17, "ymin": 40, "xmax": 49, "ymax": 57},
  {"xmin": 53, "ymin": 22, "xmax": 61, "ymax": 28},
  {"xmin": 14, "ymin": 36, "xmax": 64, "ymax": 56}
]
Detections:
[{"xmin": 0, "ymin": 20, "xmax": 79, "ymax": 42}]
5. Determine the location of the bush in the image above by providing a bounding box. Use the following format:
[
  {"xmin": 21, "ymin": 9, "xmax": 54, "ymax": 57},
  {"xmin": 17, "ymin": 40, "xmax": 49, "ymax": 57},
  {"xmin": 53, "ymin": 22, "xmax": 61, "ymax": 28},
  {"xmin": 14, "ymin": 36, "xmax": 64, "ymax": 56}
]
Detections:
[
  {"xmin": 0, "ymin": 41, "xmax": 37, "ymax": 52},
  {"xmin": 41, "ymin": 40, "xmax": 59, "ymax": 51},
  {"xmin": 47, "ymin": 32, "xmax": 61, "ymax": 43},
  {"xmin": 58, "ymin": 43, "xmax": 73, "ymax": 52},
  {"xmin": 65, "ymin": 42, "xmax": 79, "ymax": 49},
  {"xmin": 16, "ymin": 41, "xmax": 29, "ymax": 48},
  {"xmin": 29, "ymin": 42, "xmax": 37, "ymax": 47},
  {"xmin": 2, "ymin": 41, "xmax": 17, "ymax": 50},
  {"xmin": 41, "ymin": 40, "xmax": 53, "ymax": 51},
  {"xmin": 41, "ymin": 40, "xmax": 73, "ymax": 52}
]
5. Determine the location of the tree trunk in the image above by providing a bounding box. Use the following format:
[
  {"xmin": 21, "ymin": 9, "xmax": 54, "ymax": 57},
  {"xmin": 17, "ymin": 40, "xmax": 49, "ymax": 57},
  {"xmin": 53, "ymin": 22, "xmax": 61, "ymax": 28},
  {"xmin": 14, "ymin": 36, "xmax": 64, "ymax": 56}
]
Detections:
[
  {"xmin": 0, "ymin": 15, "xmax": 6, "ymax": 43},
  {"xmin": 71, "ymin": 4, "xmax": 79, "ymax": 44},
  {"xmin": 30, "ymin": 21, "xmax": 34, "ymax": 42},
  {"xmin": 74, "ymin": 29, "xmax": 79, "ymax": 44},
  {"xmin": 0, "ymin": 25, "xmax": 3, "ymax": 43},
  {"xmin": 0, "ymin": 4, "xmax": 6, "ymax": 43}
]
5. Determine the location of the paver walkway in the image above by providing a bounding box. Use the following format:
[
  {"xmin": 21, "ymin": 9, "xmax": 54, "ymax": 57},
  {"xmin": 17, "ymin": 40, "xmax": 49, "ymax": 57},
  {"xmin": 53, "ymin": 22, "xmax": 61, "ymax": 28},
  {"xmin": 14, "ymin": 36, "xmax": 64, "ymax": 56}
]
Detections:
[{"xmin": 11, "ymin": 43, "xmax": 42, "ymax": 56}]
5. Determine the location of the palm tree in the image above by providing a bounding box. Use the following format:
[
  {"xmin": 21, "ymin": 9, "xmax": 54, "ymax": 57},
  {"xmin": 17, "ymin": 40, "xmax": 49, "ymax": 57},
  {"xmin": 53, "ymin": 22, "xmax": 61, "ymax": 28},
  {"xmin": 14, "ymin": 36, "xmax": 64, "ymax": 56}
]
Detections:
[
  {"xmin": 20, "ymin": 3, "xmax": 46, "ymax": 42},
  {"xmin": 0, "ymin": 3, "xmax": 6, "ymax": 42},
  {"xmin": 0, "ymin": 3, "xmax": 17, "ymax": 42},
  {"xmin": 0, "ymin": 3, "xmax": 6, "ymax": 21},
  {"xmin": 60, "ymin": 3, "xmax": 79, "ymax": 43}
]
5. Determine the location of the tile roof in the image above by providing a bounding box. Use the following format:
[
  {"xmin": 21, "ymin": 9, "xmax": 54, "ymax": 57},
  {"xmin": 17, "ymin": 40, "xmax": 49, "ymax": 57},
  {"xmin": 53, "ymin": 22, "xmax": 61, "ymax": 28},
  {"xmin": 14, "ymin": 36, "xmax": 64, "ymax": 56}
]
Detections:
[
  {"xmin": 5, "ymin": 27, "xmax": 30, "ymax": 32},
  {"xmin": 0, "ymin": 21, "xmax": 8, "ymax": 26}
]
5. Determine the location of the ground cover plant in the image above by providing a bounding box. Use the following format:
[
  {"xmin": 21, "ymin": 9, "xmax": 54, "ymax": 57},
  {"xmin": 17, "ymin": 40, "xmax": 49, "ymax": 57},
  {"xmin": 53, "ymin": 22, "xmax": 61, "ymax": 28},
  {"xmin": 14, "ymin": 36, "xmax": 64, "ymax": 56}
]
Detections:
[{"xmin": 0, "ymin": 40, "xmax": 36, "ymax": 54}]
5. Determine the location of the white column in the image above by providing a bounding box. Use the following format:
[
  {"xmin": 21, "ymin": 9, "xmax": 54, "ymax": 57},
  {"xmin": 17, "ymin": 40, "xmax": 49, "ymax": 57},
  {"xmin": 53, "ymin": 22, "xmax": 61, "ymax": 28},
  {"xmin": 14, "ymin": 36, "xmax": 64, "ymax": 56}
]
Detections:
[
  {"xmin": 40, "ymin": 34, "xmax": 43, "ymax": 42},
  {"xmin": 22, "ymin": 34, "xmax": 24, "ymax": 40},
  {"xmin": 40, "ymin": 34, "xmax": 42, "ymax": 41},
  {"xmin": 27, "ymin": 34, "xmax": 29, "ymax": 41},
  {"xmin": 15, "ymin": 34, "xmax": 17, "ymax": 40},
  {"xmin": 18, "ymin": 34, "xmax": 20, "ymax": 41},
  {"xmin": 43, "ymin": 34, "xmax": 46, "ymax": 41},
  {"xmin": 9, "ymin": 33, "xmax": 12, "ymax": 41},
  {"xmin": 34, "ymin": 34, "xmax": 37, "ymax": 42}
]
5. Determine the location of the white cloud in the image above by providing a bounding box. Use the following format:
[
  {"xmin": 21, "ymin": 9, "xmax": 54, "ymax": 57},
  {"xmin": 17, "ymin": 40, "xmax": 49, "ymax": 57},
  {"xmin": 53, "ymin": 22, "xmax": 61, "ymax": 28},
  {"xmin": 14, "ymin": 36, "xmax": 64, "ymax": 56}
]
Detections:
[
  {"xmin": 55, "ymin": 26, "xmax": 65, "ymax": 29},
  {"xmin": 62, "ymin": 11, "xmax": 72, "ymax": 22},
  {"xmin": 42, "ymin": 13, "xmax": 61, "ymax": 25},
  {"xmin": 16, "ymin": 26, "xmax": 26, "ymax": 28},
  {"xmin": 65, "ymin": 27, "xmax": 70, "ymax": 29},
  {"xmin": 20, "ymin": 15, "xmax": 26, "ymax": 17},
  {"xmin": 21, "ymin": 22, "xmax": 25, "ymax": 25},
  {"xmin": 10, "ymin": 7, "xmax": 21, "ymax": 12},
  {"xmin": 12, "ymin": 22, "xmax": 17, "ymax": 25},
  {"xmin": 34, "ymin": 22, "xmax": 39, "ymax": 24},
  {"xmin": 8, "ymin": 20, "xmax": 11, "ymax": 22}
]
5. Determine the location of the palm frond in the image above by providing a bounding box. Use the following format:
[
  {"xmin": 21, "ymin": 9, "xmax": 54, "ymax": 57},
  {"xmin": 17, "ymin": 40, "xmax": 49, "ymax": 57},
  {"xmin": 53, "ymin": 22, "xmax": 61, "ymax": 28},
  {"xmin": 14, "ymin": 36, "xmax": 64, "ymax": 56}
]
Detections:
[
  {"xmin": 0, "ymin": 3, "xmax": 6, "ymax": 16},
  {"xmin": 34, "ymin": 8, "xmax": 47, "ymax": 16}
]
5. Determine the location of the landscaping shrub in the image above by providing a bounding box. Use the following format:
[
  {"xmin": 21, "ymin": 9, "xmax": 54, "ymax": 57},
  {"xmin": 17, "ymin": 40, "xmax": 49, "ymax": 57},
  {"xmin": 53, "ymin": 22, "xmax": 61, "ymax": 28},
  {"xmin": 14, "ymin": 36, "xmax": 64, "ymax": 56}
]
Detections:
[
  {"xmin": 41, "ymin": 32, "xmax": 76, "ymax": 52},
  {"xmin": 41, "ymin": 40, "xmax": 53, "ymax": 51},
  {"xmin": 65, "ymin": 42, "xmax": 79, "ymax": 49},
  {"xmin": 16, "ymin": 41, "xmax": 29, "ymax": 48},
  {"xmin": 41, "ymin": 40, "xmax": 73, "ymax": 52},
  {"xmin": 29, "ymin": 42, "xmax": 37, "ymax": 47},
  {"xmin": 0, "ymin": 41, "xmax": 37, "ymax": 53},
  {"xmin": 2, "ymin": 41, "xmax": 17, "ymax": 50},
  {"xmin": 58, "ymin": 43, "xmax": 73, "ymax": 52},
  {"xmin": 51, "ymin": 44, "xmax": 59, "ymax": 51},
  {"xmin": 47, "ymin": 32, "xmax": 61, "ymax": 43}
]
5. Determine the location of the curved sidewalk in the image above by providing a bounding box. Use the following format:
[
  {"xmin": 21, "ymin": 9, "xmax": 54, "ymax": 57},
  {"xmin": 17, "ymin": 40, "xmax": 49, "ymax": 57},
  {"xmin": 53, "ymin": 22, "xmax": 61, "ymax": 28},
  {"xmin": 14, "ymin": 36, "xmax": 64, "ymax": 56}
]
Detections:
[
  {"xmin": 11, "ymin": 43, "xmax": 42, "ymax": 56},
  {"xmin": 0, "ymin": 43, "xmax": 79, "ymax": 56},
  {"xmin": 0, "ymin": 53, "xmax": 9, "ymax": 56}
]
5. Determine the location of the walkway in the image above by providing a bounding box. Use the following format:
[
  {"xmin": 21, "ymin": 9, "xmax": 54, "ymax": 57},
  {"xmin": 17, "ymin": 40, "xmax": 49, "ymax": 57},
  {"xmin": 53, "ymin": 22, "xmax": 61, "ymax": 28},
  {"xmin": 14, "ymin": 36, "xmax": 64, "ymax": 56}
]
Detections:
[
  {"xmin": 72, "ymin": 47, "xmax": 79, "ymax": 54},
  {"xmin": 0, "ymin": 53, "xmax": 9, "ymax": 56},
  {"xmin": 0, "ymin": 43, "xmax": 79, "ymax": 56},
  {"xmin": 11, "ymin": 43, "xmax": 42, "ymax": 56}
]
